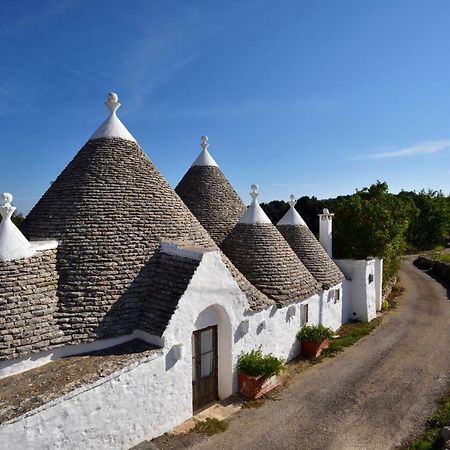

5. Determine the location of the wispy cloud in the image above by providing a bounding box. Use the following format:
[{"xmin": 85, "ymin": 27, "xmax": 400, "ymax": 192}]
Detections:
[{"xmin": 356, "ymin": 139, "xmax": 450, "ymax": 160}]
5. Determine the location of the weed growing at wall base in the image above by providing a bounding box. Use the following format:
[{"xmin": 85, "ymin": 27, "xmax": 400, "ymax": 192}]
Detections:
[{"xmin": 194, "ymin": 418, "xmax": 228, "ymax": 436}]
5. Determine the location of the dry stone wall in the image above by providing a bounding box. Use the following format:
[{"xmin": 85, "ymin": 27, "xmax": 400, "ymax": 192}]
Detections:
[
  {"xmin": 414, "ymin": 256, "xmax": 450, "ymax": 283},
  {"xmin": 0, "ymin": 249, "xmax": 64, "ymax": 361}
]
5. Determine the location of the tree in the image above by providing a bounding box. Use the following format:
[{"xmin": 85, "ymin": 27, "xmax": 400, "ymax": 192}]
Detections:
[
  {"xmin": 400, "ymin": 190, "xmax": 450, "ymax": 250},
  {"xmin": 333, "ymin": 181, "xmax": 416, "ymax": 284}
]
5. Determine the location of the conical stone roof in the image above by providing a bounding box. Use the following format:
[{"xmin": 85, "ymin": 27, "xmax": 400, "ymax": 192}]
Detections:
[
  {"xmin": 221, "ymin": 186, "xmax": 321, "ymax": 305},
  {"xmin": 175, "ymin": 136, "xmax": 246, "ymax": 246},
  {"xmin": 22, "ymin": 95, "xmax": 271, "ymax": 344},
  {"xmin": 277, "ymin": 196, "xmax": 344, "ymax": 289}
]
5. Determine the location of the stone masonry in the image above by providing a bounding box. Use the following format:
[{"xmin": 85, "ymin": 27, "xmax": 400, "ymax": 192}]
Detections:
[{"xmin": 0, "ymin": 249, "xmax": 65, "ymax": 360}]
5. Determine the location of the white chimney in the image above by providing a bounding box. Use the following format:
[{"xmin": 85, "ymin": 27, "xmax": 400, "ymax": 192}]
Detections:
[{"xmin": 318, "ymin": 208, "xmax": 334, "ymax": 257}]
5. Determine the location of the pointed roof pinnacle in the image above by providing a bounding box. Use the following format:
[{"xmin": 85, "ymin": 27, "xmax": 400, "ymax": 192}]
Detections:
[
  {"xmin": 191, "ymin": 135, "xmax": 219, "ymax": 167},
  {"xmin": 90, "ymin": 92, "xmax": 137, "ymax": 143},
  {"xmin": 277, "ymin": 194, "xmax": 308, "ymax": 226},
  {"xmin": 0, "ymin": 193, "xmax": 35, "ymax": 262},
  {"xmin": 238, "ymin": 184, "xmax": 272, "ymax": 224}
]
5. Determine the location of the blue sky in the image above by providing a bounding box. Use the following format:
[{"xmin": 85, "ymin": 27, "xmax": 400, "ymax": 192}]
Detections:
[{"xmin": 1, "ymin": 0, "xmax": 450, "ymax": 213}]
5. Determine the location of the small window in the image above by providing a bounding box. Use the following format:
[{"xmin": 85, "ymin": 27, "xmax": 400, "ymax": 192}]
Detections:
[
  {"xmin": 334, "ymin": 288, "xmax": 341, "ymax": 304},
  {"xmin": 300, "ymin": 304, "xmax": 309, "ymax": 326}
]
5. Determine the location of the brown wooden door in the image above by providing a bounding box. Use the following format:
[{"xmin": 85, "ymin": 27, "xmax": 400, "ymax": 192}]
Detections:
[{"xmin": 192, "ymin": 326, "xmax": 218, "ymax": 411}]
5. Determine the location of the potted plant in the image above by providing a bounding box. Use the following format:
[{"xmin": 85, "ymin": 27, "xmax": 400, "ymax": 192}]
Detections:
[
  {"xmin": 236, "ymin": 348, "xmax": 284, "ymax": 399},
  {"xmin": 297, "ymin": 324, "xmax": 334, "ymax": 358}
]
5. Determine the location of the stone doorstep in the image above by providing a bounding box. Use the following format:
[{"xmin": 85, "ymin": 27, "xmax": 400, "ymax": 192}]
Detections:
[{"xmin": 170, "ymin": 398, "xmax": 244, "ymax": 435}]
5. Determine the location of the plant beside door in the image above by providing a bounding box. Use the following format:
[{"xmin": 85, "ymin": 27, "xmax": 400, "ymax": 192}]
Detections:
[
  {"xmin": 297, "ymin": 324, "xmax": 335, "ymax": 358},
  {"xmin": 236, "ymin": 348, "xmax": 284, "ymax": 399}
]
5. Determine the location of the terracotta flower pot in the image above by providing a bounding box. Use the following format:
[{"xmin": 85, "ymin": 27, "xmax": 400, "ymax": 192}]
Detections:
[
  {"xmin": 238, "ymin": 372, "xmax": 281, "ymax": 399},
  {"xmin": 301, "ymin": 338, "xmax": 330, "ymax": 358}
]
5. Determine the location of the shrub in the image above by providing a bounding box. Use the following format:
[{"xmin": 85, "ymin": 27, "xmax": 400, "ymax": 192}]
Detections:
[
  {"xmin": 297, "ymin": 324, "xmax": 334, "ymax": 342},
  {"xmin": 236, "ymin": 348, "xmax": 284, "ymax": 377}
]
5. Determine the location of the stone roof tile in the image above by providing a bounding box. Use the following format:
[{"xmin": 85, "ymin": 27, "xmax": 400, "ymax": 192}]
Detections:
[
  {"xmin": 221, "ymin": 223, "xmax": 321, "ymax": 305},
  {"xmin": 277, "ymin": 224, "xmax": 344, "ymax": 289}
]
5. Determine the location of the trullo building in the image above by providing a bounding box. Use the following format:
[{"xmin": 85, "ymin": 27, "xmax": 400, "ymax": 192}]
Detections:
[{"xmin": 0, "ymin": 93, "xmax": 381, "ymax": 449}]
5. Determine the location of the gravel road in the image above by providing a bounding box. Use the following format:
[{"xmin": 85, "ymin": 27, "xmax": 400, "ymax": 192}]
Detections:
[{"xmin": 146, "ymin": 257, "xmax": 450, "ymax": 450}]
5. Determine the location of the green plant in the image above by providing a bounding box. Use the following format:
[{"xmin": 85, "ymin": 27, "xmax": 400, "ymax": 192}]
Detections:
[
  {"xmin": 296, "ymin": 324, "xmax": 334, "ymax": 342},
  {"xmin": 236, "ymin": 348, "xmax": 284, "ymax": 377},
  {"xmin": 408, "ymin": 397, "xmax": 450, "ymax": 449},
  {"xmin": 194, "ymin": 418, "xmax": 228, "ymax": 435}
]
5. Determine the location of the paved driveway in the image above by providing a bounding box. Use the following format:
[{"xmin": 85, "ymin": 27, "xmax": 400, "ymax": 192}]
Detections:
[{"xmin": 148, "ymin": 257, "xmax": 450, "ymax": 450}]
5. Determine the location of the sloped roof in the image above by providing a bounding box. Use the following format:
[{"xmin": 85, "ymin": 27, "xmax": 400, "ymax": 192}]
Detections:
[
  {"xmin": 175, "ymin": 137, "xmax": 246, "ymax": 245},
  {"xmin": 22, "ymin": 136, "xmax": 217, "ymax": 342},
  {"xmin": 21, "ymin": 96, "xmax": 270, "ymax": 345},
  {"xmin": 277, "ymin": 224, "xmax": 344, "ymax": 289},
  {"xmin": 277, "ymin": 198, "xmax": 344, "ymax": 289},
  {"xmin": 221, "ymin": 187, "xmax": 320, "ymax": 305},
  {"xmin": 222, "ymin": 223, "xmax": 321, "ymax": 305},
  {"xmin": 140, "ymin": 249, "xmax": 202, "ymax": 337}
]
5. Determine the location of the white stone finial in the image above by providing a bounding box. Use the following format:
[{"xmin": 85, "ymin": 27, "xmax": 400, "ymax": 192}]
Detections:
[
  {"xmin": 90, "ymin": 92, "xmax": 136, "ymax": 142},
  {"xmin": 191, "ymin": 135, "xmax": 218, "ymax": 167},
  {"xmin": 289, "ymin": 194, "xmax": 296, "ymax": 209},
  {"xmin": 250, "ymin": 184, "xmax": 259, "ymax": 203},
  {"xmin": 105, "ymin": 92, "xmax": 120, "ymax": 114},
  {"xmin": 323, "ymin": 208, "xmax": 330, "ymax": 214},
  {"xmin": 276, "ymin": 194, "xmax": 307, "ymax": 226},
  {"xmin": 0, "ymin": 192, "xmax": 35, "ymax": 262},
  {"xmin": 200, "ymin": 136, "xmax": 209, "ymax": 151},
  {"xmin": 1, "ymin": 193, "xmax": 13, "ymax": 208},
  {"xmin": 238, "ymin": 184, "xmax": 271, "ymax": 224}
]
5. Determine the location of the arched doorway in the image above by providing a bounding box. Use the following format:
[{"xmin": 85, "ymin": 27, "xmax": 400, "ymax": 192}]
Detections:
[{"xmin": 192, "ymin": 304, "xmax": 232, "ymax": 411}]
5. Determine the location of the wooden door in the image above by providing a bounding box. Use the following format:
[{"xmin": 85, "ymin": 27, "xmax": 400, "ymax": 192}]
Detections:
[{"xmin": 192, "ymin": 326, "xmax": 218, "ymax": 411}]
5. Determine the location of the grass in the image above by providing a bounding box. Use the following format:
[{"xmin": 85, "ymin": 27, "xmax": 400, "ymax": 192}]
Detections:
[
  {"xmin": 307, "ymin": 317, "xmax": 382, "ymax": 364},
  {"xmin": 407, "ymin": 396, "xmax": 450, "ymax": 450},
  {"xmin": 193, "ymin": 418, "xmax": 228, "ymax": 436},
  {"xmin": 242, "ymin": 398, "xmax": 266, "ymax": 409},
  {"xmin": 428, "ymin": 252, "xmax": 450, "ymax": 263}
]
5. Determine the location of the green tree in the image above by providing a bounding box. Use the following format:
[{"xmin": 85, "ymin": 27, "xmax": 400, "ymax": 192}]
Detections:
[
  {"xmin": 333, "ymin": 181, "xmax": 416, "ymax": 284},
  {"xmin": 400, "ymin": 190, "xmax": 450, "ymax": 250}
]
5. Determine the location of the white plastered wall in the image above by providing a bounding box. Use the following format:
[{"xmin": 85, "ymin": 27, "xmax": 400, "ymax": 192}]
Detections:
[
  {"xmin": 334, "ymin": 259, "xmax": 377, "ymax": 322},
  {"xmin": 373, "ymin": 258, "xmax": 383, "ymax": 311},
  {"xmin": 0, "ymin": 251, "xmax": 347, "ymax": 449}
]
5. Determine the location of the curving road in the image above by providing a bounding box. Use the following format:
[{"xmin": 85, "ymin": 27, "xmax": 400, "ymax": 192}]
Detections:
[{"xmin": 175, "ymin": 257, "xmax": 450, "ymax": 450}]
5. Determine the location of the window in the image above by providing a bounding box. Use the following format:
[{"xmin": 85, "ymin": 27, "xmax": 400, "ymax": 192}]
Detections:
[
  {"xmin": 334, "ymin": 288, "xmax": 341, "ymax": 304},
  {"xmin": 300, "ymin": 304, "xmax": 308, "ymax": 326}
]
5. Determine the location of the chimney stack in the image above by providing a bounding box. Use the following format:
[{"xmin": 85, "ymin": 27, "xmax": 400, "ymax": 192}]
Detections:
[{"xmin": 318, "ymin": 208, "xmax": 334, "ymax": 257}]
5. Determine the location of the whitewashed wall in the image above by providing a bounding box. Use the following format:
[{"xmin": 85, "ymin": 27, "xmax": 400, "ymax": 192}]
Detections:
[
  {"xmin": 0, "ymin": 251, "xmax": 347, "ymax": 449},
  {"xmin": 335, "ymin": 259, "xmax": 377, "ymax": 322},
  {"xmin": 374, "ymin": 258, "xmax": 383, "ymax": 311}
]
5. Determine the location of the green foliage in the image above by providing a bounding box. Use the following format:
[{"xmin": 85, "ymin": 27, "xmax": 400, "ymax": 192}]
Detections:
[
  {"xmin": 236, "ymin": 348, "xmax": 284, "ymax": 377},
  {"xmin": 258, "ymin": 181, "xmax": 450, "ymax": 284},
  {"xmin": 260, "ymin": 200, "xmax": 289, "ymax": 224},
  {"xmin": 429, "ymin": 252, "xmax": 450, "ymax": 263},
  {"xmin": 296, "ymin": 324, "xmax": 334, "ymax": 342},
  {"xmin": 333, "ymin": 181, "xmax": 416, "ymax": 285},
  {"xmin": 194, "ymin": 418, "xmax": 228, "ymax": 435},
  {"xmin": 401, "ymin": 190, "xmax": 450, "ymax": 250},
  {"xmin": 408, "ymin": 397, "xmax": 450, "ymax": 450}
]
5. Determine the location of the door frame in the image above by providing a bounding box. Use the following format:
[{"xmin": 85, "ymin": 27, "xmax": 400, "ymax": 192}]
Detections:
[{"xmin": 192, "ymin": 325, "xmax": 218, "ymax": 411}]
